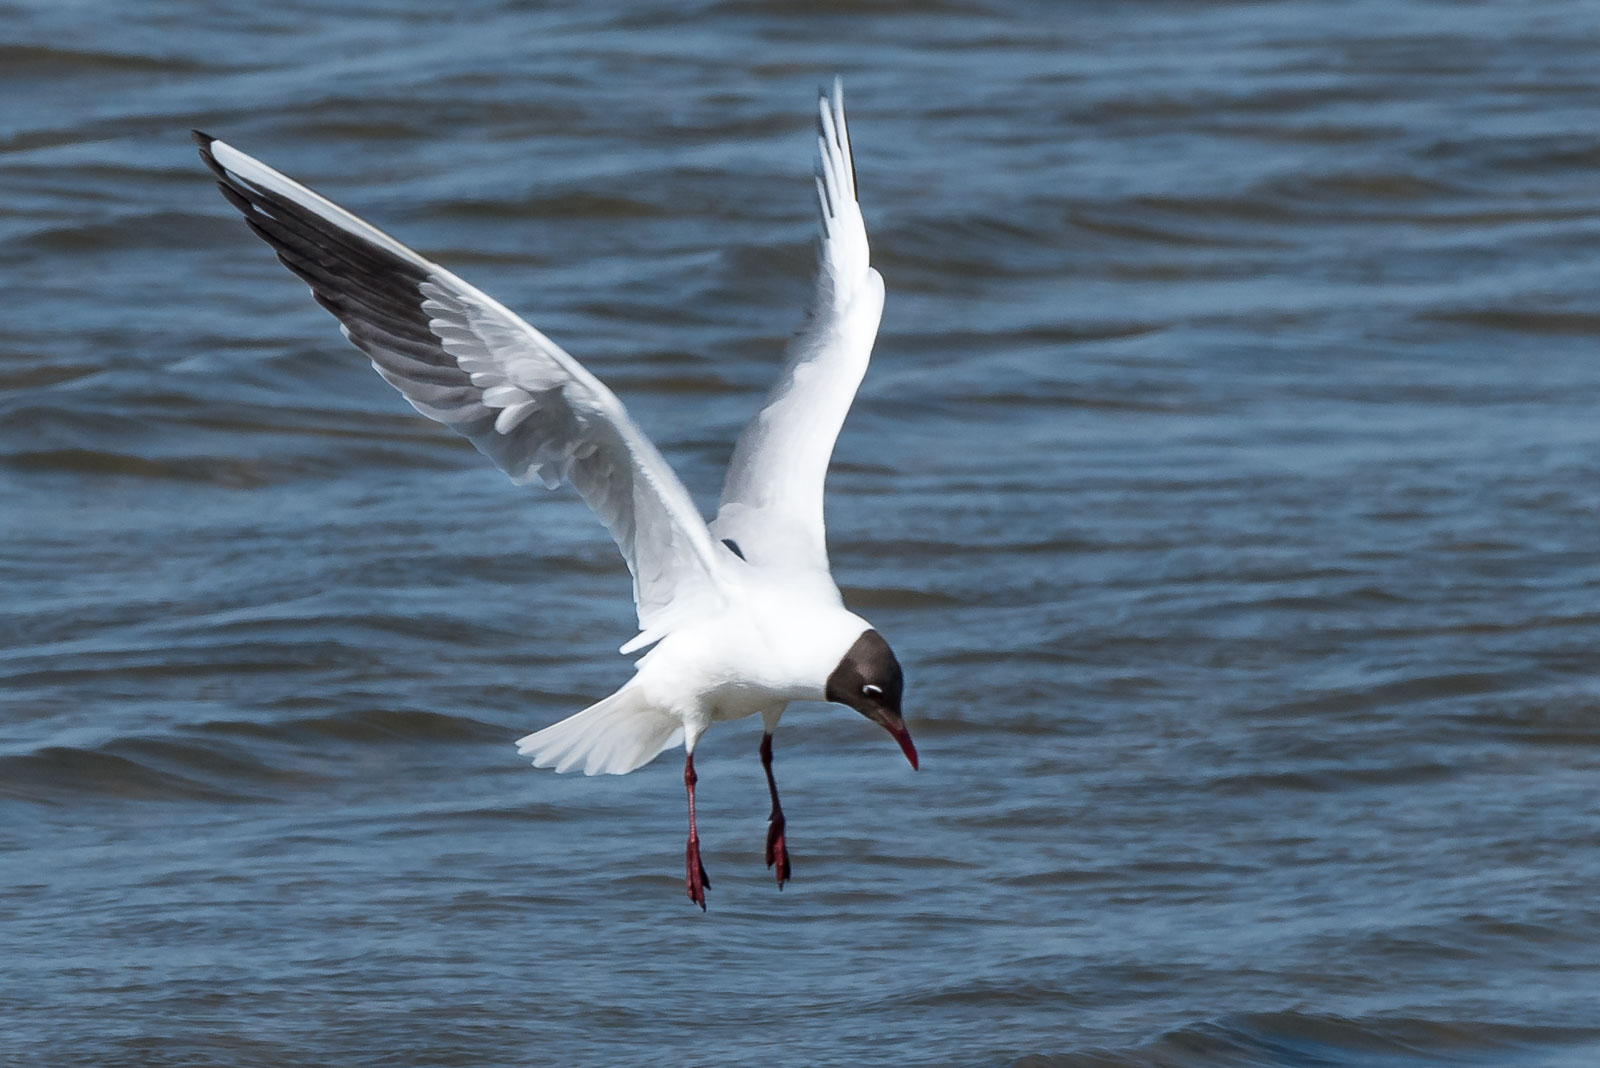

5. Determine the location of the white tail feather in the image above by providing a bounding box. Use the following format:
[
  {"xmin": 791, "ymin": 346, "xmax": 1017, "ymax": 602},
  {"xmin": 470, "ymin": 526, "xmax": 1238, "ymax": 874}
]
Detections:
[{"xmin": 515, "ymin": 684, "xmax": 683, "ymax": 775}]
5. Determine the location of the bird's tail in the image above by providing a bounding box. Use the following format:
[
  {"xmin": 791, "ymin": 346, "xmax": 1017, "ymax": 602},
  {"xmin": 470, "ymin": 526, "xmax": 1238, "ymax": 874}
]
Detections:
[{"xmin": 515, "ymin": 682, "xmax": 683, "ymax": 776}]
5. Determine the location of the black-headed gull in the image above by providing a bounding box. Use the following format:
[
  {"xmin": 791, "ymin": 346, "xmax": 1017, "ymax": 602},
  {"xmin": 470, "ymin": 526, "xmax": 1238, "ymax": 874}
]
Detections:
[{"xmin": 195, "ymin": 80, "xmax": 914, "ymax": 910}]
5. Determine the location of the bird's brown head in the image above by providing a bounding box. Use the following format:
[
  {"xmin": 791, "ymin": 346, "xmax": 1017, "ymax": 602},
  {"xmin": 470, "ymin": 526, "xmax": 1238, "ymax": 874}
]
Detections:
[{"xmin": 824, "ymin": 629, "xmax": 917, "ymax": 769}]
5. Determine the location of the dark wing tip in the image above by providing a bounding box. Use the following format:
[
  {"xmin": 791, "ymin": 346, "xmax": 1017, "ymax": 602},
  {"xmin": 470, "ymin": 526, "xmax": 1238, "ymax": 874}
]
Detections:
[{"xmin": 192, "ymin": 131, "xmax": 227, "ymax": 180}]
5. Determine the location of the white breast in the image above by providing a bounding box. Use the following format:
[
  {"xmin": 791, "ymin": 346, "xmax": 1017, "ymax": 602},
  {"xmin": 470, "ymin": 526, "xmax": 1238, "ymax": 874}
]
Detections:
[{"xmin": 630, "ymin": 571, "xmax": 868, "ymax": 725}]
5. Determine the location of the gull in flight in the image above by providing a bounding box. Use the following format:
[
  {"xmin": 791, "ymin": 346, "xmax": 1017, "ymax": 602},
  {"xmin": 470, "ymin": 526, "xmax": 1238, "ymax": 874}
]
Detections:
[{"xmin": 195, "ymin": 80, "xmax": 914, "ymax": 910}]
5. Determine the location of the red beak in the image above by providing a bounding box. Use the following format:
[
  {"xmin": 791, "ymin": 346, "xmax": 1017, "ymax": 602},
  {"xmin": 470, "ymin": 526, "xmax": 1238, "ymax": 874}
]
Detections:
[{"xmin": 887, "ymin": 722, "xmax": 919, "ymax": 770}]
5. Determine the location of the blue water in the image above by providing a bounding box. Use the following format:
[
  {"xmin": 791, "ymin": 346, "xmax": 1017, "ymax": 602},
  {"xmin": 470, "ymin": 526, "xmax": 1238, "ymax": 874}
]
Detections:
[{"xmin": 5, "ymin": 1, "xmax": 1600, "ymax": 1064}]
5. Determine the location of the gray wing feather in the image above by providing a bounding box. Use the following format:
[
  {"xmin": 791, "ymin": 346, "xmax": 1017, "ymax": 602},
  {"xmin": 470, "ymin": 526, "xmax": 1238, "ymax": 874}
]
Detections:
[{"xmin": 196, "ymin": 133, "xmax": 722, "ymax": 637}]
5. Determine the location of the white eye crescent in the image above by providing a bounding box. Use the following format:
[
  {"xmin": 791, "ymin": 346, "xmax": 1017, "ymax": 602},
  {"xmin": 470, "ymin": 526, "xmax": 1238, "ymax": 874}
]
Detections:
[{"xmin": 863, "ymin": 684, "xmax": 882, "ymax": 696}]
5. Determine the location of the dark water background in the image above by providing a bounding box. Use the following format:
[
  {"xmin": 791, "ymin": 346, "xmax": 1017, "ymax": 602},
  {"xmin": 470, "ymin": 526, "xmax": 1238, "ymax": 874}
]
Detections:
[{"xmin": 5, "ymin": 1, "xmax": 1600, "ymax": 1064}]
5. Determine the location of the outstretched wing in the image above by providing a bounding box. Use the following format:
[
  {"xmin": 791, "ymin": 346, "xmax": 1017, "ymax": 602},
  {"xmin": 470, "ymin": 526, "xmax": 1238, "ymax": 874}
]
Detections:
[
  {"xmin": 195, "ymin": 133, "xmax": 723, "ymax": 645},
  {"xmin": 711, "ymin": 80, "xmax": 885, "ymax": 576}
]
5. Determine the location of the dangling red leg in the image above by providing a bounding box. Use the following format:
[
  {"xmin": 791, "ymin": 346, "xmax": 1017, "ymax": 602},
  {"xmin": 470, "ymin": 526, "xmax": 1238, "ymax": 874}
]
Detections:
[
  {"xmin": 684, "ymin": 751, "xmax": 711, "ymax": 910},
  {"xmin": 760, "ymin": 732, "xmax": 791, "ymax": 887}
]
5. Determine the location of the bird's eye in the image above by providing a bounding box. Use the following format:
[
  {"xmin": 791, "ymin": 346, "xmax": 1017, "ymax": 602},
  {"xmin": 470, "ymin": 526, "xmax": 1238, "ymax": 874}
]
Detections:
[{"xmin": 863, "ymin": 684, "xmax": 882, "ymax": 696}]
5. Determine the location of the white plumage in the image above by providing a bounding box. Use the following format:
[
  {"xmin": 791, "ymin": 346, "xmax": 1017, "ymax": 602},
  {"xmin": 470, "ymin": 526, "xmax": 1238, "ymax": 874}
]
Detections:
[
  {"xmin": 197, "ymin": 79, "xmax": 915, "ymax": 908},
  {"xmin": 713, "ymin": 86, "xmax": 885, "ymax": 576}
]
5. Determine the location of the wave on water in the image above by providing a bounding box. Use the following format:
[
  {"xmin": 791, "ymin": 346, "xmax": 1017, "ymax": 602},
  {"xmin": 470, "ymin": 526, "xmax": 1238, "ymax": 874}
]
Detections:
[
  {"xmin": 0, "ymin": 44, "xmax": 224, "ymax": 76},
  {"xmin": 0, "ymin": 708, "xmax": 506, "ymax": 805},
  {"xmin": 1024, "ymin": 1012, "xmax": 1600, "ymax": 1068}
]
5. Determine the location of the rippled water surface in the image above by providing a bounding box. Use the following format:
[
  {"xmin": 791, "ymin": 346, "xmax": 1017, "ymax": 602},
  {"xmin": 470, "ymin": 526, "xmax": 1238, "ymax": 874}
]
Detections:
[{"xmin": 7, "ymin": 1, "xmax": 1600, "ymax": 1064}]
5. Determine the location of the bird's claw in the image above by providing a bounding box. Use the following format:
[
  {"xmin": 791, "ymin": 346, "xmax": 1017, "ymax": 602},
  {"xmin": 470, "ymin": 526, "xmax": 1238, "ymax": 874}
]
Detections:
[
  {"xmin": 686, "ymin": 833, "xmax": 711, "ymax": 910},
  {"xmin": 765, "ymin": 812, "xmax": 791, "ymax": 887}
]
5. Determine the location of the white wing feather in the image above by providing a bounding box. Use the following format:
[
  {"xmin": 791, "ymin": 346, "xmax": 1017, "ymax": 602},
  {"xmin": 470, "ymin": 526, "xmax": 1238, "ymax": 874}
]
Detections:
[
  {"xmin": 711, "ymin": 79, "xmax": 885, "ymax": 575},
  {"xmin": 195, "ymin": 134, "xmax": 724, "ymax": 641}
]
